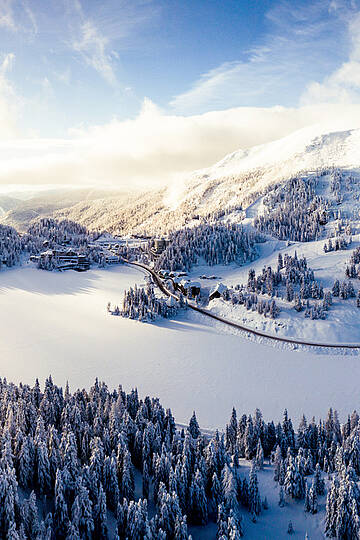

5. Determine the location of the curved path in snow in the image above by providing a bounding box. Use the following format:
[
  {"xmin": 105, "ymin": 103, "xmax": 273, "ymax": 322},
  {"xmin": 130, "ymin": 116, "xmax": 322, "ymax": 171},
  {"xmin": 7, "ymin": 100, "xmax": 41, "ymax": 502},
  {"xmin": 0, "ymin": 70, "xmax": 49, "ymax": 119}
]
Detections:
[{"xmin": 123, "ymin": 259, "xmax": 360, "ymax": 350}]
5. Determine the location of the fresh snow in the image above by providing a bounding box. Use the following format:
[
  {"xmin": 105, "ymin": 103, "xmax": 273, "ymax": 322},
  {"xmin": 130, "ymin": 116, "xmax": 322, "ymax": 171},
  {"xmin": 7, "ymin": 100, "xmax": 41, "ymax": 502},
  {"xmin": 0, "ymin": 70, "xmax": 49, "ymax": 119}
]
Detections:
[
  {"xmin": 190, "ymin": 460, "xmax": 327, "ymax": 540},
  {"xmin": 1, "ymin": 265, "xmax": 360, "ymax": 431},
  {"xmin": 191, "ymin": 127, "xmax": 360, "ymax": 185},
  {"xmin": 187, "ymin": 235, "xmax": 360, "ymax": 344},
  {"xmin": 165, "ymin": 127, "xmax": 360, "ymax": 224}
]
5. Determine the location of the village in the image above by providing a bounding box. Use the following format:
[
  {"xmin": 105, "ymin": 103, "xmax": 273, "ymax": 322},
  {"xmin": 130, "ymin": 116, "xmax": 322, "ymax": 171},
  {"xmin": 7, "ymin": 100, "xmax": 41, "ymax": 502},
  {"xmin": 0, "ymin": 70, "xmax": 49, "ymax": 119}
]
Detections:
[{"xmin": 28, "ymin": 232, "xmax": 233, "ymax": 304}]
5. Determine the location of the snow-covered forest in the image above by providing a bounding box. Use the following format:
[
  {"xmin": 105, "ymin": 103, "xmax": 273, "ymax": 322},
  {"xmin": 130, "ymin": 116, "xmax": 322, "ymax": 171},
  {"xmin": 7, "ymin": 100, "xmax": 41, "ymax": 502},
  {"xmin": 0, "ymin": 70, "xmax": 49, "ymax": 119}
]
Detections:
[
  {"xmin": 0, "ymin": 376, "xmax": 357, "ymax": 539},
  {"xmin": 0, "ymin": 219, "xmax": 96, "ymax": 270},
  {"xmin": 154, "ymin": 225, "xmax": 258, "ymax": 273},
  {"xmin": 109, "ymin": 283, "xmax": 186, "ymax": 322},
  {"xmin": 254, "ymin": 176, "xmax": 327, "ymax": 242},
  {"xmin": 211, "ymin": 253, "xmax": 332, "ymax": 322},
  {"xmin": 0, "ymin": 225, "xmax": 24, "ymax": 269}
]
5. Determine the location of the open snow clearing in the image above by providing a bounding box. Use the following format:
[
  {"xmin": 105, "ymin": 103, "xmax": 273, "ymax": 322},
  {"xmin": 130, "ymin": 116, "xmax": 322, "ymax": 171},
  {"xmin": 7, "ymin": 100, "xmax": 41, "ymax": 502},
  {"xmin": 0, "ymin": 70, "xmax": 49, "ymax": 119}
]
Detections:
[{"xmin": 125, "ymin": 260, "xmax": 360, "ymax": 351}]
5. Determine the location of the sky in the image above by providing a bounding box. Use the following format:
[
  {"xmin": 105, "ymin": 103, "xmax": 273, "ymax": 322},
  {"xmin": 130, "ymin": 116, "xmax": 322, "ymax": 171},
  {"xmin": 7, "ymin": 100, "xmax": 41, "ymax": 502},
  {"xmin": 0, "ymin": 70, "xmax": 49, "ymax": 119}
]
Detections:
[{"xmin": 2, "ymin": 0, "xmax": 360, "ymax": 191}]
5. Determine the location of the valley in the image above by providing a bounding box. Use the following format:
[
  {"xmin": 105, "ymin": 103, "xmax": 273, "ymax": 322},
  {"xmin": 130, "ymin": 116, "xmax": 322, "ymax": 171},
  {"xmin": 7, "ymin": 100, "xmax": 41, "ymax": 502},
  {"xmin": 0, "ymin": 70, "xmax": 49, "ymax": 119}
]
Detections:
[
  {"xmin": 2, "ymin": 127, "xmax": 360, "ymax": 539},
  {"xmin": 0, "ymin": 264, "xmax": 360, "ymax": 433}
]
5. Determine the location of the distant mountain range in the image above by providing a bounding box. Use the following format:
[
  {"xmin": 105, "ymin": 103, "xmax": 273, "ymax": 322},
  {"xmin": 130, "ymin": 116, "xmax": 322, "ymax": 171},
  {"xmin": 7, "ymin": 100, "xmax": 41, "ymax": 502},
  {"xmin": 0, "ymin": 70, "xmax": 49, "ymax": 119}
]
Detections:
[{"xmin": 2, "ymin": 126, "xmax": 360, "ymax": 234}]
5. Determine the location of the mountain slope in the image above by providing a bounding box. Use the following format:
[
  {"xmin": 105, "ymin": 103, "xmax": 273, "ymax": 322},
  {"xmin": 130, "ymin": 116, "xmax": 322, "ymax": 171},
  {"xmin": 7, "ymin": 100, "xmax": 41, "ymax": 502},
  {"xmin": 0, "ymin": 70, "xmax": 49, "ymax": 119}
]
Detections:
[
  {"xmin": 0, "ymin": 188, "xmax": 133, "ymax": 231},
  {"xmin": 169, "ymin": 126, "xmax": 360, "ymax": 213},
  {"xmin": 6, "ymin": 126, "xmax": 360, "ymax": 235},
  {"xmin": 196, "ymin": 126, "xmax": 359, "ymax": 178},
  {"xmin": 103, "ymin": 126, "xmax": 360, "ymax": 235},
  {"xmin": 0, "ymin": 195, "xmax": 20, "ymax": 216}
]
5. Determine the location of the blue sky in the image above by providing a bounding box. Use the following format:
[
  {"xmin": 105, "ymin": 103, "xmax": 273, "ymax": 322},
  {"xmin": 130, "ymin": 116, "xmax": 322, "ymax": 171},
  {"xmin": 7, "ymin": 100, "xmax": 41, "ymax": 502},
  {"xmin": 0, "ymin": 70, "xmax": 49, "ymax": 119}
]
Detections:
[
  {"xmin": 0, "ymin": 0, "xmax": 357, "ymax": 136},
  {"xmin": 1, "ymin": 0, "xmax": 360, "ymax": 189},
  {"xmin": 0, "ymin": 0, "xmax": 275, "ymax": 135}
]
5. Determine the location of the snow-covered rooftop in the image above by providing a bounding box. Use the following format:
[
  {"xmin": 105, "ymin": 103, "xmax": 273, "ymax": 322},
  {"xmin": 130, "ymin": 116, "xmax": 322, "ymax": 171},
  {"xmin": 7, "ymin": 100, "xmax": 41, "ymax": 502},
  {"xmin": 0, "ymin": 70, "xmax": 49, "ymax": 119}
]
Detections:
[{"xmin": 209, "ymin": 282, "xmax": 227, "ymax": 296}]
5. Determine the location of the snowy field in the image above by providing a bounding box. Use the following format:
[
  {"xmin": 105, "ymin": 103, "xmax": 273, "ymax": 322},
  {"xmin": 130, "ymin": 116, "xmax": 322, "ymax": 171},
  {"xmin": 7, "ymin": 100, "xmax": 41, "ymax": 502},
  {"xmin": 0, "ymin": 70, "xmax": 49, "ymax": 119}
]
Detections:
[
  {"xmin": 0, "ymin": 264, "xmax": 360, "ymax": 431},
  {"xmin": 187, "ymin": 236, "xmax": 360, "ymax": 343}
]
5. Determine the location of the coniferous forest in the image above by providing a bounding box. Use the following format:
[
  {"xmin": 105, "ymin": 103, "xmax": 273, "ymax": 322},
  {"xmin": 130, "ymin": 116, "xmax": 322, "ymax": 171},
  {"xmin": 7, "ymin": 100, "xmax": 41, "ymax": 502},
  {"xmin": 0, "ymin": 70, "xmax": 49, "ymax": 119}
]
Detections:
[{"xmin": 0, "ymin": 376, "xmax": 356, "ymax": 539}]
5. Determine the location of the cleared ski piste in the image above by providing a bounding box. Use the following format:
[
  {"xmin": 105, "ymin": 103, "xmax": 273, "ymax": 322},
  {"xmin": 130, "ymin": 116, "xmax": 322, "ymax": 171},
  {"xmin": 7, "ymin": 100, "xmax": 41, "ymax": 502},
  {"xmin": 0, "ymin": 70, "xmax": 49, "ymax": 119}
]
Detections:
[{"xmin": 0, "ymin": 264, "xmax": 359, "ymax": 430}]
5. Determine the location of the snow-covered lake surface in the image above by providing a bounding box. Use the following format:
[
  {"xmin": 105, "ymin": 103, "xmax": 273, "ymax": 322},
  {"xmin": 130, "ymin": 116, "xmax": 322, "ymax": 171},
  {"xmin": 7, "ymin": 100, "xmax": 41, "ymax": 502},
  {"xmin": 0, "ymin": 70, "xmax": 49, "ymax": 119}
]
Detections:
[{"xmin": 0, "ymin": 265, "xmax": 359, "ymax": 430}]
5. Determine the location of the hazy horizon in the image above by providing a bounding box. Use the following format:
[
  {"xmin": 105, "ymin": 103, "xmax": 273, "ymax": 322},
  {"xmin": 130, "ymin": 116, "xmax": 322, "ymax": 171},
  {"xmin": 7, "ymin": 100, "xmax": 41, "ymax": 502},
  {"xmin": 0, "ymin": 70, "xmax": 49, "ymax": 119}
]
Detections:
[{"xmin": 1, "ymin": 0, "xmax": 360, "ymax": 191}]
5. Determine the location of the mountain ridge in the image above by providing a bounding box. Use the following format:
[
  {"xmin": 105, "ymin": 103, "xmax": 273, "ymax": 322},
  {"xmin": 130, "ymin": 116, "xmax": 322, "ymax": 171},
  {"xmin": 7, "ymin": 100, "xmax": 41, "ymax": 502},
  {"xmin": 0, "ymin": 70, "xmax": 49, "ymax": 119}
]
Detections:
[{"xmin": 2, "ymin": 126, "xmax": 360, "ymax": 234}]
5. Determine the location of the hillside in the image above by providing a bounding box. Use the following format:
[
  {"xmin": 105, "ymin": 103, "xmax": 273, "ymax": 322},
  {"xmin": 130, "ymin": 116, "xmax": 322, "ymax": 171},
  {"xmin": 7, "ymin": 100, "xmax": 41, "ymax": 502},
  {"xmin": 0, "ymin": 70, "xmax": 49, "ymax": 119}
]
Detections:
[
  {"xmin": 0, "ymin": 195, "xmax": 20, "ymax": 215},
  {"xmin": 2, "ymin": 126, "xmax": 360, "ymax": 236},
  {"xmin": 0, "ymin": 188, "xmax": 133, "ymax": 231},
  {"xmin": 52, "ymin": 127, "xmax": 360, "ymax": 235}
]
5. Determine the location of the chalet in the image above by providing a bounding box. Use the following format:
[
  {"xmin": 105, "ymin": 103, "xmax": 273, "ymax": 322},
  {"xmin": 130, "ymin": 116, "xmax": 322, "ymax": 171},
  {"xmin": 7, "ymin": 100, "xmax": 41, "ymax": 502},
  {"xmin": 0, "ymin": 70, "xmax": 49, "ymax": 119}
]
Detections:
[
  {"xmin": 178, "ymin": 279, "xmax": 201, "ymax": 298},
  {"xmin": 189, "ymin": 281, "xmax": 201, "ymax": 297},
  {"xmin": 209, "ymin": 283, "xmax": 227, "ymax": 301}
]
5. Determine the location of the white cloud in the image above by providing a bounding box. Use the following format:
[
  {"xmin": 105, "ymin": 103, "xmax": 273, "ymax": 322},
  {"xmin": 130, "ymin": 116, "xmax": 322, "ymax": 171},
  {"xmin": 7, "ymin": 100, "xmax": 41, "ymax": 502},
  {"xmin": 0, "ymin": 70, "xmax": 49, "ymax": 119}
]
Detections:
[
  {"xmin": 1, "ymin": 52, "xmax": 15, "ymax": 74},
  {"xmin": 0, "ymin": 0, "xmax": 16, "ymax": 30},
  {"xmin": 170, "ymin": 1, "xmax": 357, "ymax": 114},
  {"xmin": 1, "ymin": 99, "xmax": 360, "ymax": 190},
  {"xmin": 0, "ymin": 0, "xmax": 37, "ymax": 34},
  {"xmin": 64, "ymin": 0, "xmax": 159, "ymax": 87},
  {"xmin": 302, "ymin": 12, "xmax": 360, "ymax": 103},
  {"xmin": 170, "ymin": 59, "xmax": 286, "ymax": 113},
  {"xmin": 1, "ymin": 2, "xmax": 360, "ymax": 192},
  {"xmin": 72, "ymin": 19, "xmax": 116, "ymax": 85},
  {"xmin": 0, "ymin": 54, "xmax": 20, "ymax": 138}
]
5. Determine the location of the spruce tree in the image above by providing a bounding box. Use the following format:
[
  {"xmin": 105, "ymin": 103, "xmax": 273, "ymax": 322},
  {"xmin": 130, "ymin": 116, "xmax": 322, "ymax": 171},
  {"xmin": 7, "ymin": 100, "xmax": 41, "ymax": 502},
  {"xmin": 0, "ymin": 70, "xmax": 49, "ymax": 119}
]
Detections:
[{"xmin": 188, "ymin": 412, "xmax": 201, "ymax": 440}]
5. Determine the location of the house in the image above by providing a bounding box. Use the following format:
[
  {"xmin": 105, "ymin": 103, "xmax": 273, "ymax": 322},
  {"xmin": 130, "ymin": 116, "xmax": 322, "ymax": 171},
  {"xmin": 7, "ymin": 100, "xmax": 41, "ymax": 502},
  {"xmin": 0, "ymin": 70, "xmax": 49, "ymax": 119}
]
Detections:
[
  {"xmin": 209, "ymin": 283, "xmax": 227, "ymax": 301},
  {"xmin": 154, "ymin": 238, "xmax": 167, "ymax": 253},
  {"xmin": 178, "ymin": 279, "xmax": 201, "ymax": 298},
  {"xmin": 189, "ymin": 281, "xmax": 201, "ymax": 297}
]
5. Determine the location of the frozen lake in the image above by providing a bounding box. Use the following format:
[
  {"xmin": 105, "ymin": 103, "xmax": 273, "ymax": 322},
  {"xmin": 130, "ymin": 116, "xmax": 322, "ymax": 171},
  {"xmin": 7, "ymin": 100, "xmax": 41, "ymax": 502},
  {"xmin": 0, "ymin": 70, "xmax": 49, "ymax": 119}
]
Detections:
[{"xmin": 0, "ymin": 264, "xmax": 359, "ymax": 429}]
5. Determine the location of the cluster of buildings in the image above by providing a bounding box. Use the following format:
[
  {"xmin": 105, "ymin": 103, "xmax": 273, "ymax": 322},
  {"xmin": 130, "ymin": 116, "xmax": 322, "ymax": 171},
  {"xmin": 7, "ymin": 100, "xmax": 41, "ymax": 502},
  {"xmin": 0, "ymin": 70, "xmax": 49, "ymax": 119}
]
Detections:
[
  {"xmin": 157, "ymin": 268, "xmax": 228, "ymax": 301},
  {"xmin": 31, "ymin": 234, "xmax": 124, "ymax": 272},
  {"xmin": 30, "ymin": 249, "xmax": 91, "ymax": 271},
  {"xmin": 31, "ymin": 233, "xmax": 167, "ymax": 273},
  {"xmin": 157, "ymin": 269, "xmax": 200, "ymax": 298}
]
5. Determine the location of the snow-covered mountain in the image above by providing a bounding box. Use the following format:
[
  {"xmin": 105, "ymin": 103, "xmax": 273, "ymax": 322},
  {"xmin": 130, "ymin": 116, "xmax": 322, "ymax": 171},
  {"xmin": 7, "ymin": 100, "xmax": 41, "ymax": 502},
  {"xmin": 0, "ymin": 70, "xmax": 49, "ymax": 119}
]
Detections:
[
  {"xmin": 194, "ymin": 125, "xmax": 360, "ymax": 180},
  {"xmin": 167, "ymin": 126, "xmax": 360, "ymax": 215},
  {"xmin": 94, "ymin": 126, "xmax": 360, "ymax": 234},
  {"xmin": 3, "ymin": 126, "xmax": 360, "ymax": 234}
]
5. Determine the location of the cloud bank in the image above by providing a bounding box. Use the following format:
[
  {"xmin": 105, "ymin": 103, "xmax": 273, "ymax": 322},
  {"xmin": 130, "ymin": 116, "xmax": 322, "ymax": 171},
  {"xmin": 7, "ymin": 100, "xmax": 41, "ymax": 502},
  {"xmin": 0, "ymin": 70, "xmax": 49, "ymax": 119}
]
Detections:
[
  {"xmin": 1, "ymin": 100, "xmax": 360, "ymax": 191},
  {"xmin": 1, "ymin": 1, "xmax": 360, "ymax": 193}
]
